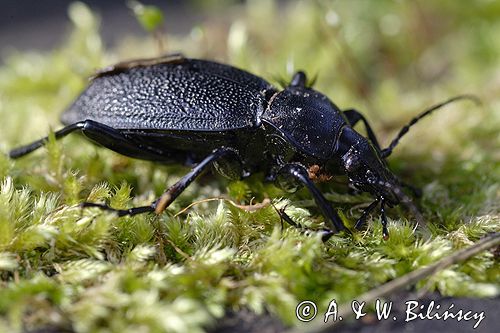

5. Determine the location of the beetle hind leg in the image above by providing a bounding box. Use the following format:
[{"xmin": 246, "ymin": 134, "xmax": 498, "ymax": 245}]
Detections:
[
  {"xmin": 9, "ymin": 123, "xmax": 85, "ymax": 159},
  {"xmin": 82, "ymin": 147, "xmax": 239, "ymax": 217},
  {"xmin": 81, "ymin": 202, "xmax": 155, "ymax": 216},
  {"xmin": 9, "ymin": 120, "xmax": 174, "ymax": 161}
]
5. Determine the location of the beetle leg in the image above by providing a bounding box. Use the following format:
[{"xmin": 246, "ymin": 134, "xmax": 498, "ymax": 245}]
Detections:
[
  {"xmin": 81, "ymin": 202, "xmax": 155, "ymax": 216},
  {"xmin": 272, "ymin": 204, "xmax": 334, "ymax": 242},
  {"xmin": 343, "ymin": 109, "xmax": 382, "ymax": 151},
  {"xmin": 153, "ymin": 148, "xmax": 238, "ymax": 214},
  {"xmin": 278, "ymin": 164, "xmax": 347, "ymax": 233},
  {"xmin": 354, "ymin": 199, "xmax": 380, "ymax": 230},
  {"xmin": 9, "ymin": 123, "xmax": 85, "ymax": 158},
  {"xmin": 273, "ymin": 204, "xmax": 297, "ymax": 228},
  {"xmin": 380, "ymin": 199, "xmax": 389, "ymax": 240},
  {"xmin": 289, "ymin": 71, "xmax": 307, "ymax": 87},
  {"xmin": 9, "ymin": 120, "xmax": 174, "ymax": 161},
  {"xmin": 83, "ymin": 148, "xmax": 238, "ymax": 217}
]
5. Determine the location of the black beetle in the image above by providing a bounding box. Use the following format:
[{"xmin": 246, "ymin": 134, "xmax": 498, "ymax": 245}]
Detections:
[{"xmin": 9, "ymin": 54, "xmax": 478, "ymax": 238}]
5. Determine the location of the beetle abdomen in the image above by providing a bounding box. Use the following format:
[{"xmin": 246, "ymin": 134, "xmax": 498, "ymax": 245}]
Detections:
[{"xmin": 62, "ymin": 58, "xmax": 274, "ymax": 131}]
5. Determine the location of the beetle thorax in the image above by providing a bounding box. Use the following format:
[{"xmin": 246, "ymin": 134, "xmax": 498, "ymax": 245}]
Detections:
[
  {"xmin": 262, "ymin": 86, "xmax": 347, "ymax": 161},
  {"xmin": 336, "ymin": 126, "xmax": 402, "ymax": 204}
]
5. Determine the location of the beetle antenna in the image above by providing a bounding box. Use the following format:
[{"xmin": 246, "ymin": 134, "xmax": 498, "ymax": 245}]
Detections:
[{"xmin": 381, "ymin": 94, "xmax": 481, "ymax": 158}]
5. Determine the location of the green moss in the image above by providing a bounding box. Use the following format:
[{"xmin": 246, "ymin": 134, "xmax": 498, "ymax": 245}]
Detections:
[{"xmin": 0, "ymin": 1, "xmax": 499, "ymax": 332}]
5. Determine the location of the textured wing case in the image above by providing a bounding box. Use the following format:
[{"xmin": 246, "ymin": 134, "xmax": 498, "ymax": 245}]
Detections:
[{"xmin": 61, "ymin": 58, "xmax": 273, "ymax": 131}]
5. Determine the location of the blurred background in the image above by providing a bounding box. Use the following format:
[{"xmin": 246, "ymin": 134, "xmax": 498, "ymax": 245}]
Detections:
[{"xmin": 0, "ymin": 1, "xmax": 202, "ymax": 52}]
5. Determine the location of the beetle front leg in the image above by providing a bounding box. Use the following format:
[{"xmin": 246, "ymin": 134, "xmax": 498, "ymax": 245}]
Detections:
[
  {"xmin": 276, "ymin": 163, "xmax": 347, "ymax": 234},
  {"xmin": 380, "ymin": 199, "xmax": 389, "ymax": 240},
  {"xmin": 354, "ymin": 199, "xmax": 380, "ymax": 230},
  {"xmin": 351, "ymin": 198, "xmax": 390, "ymax": 238},
  {"xmin": 82, "ymin": 147, "xmax": 239, "ymax": 216}
]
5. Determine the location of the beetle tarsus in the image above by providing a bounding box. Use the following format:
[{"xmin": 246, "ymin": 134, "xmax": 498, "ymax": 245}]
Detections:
[
  {"xmin": 273, "ymin": 203, "xmax": 335, "ymax": 242},
  {"xmin": 274, "ymin": 204, "xmax": 299, "ymax": 228},
  {"xmin": 380, "ymin": 199, "xmax": 389, "ymax": 239},
  {"xmin": 354, "ymin": 199, "xmax": 380, "ymax": 230},
  {"xmin": 320, "ymin": 229, "xmax": 335, "ymax": 242},
  {"xmin": 80, "ymin": 202, "xmax": 155, "ymax": 216}
]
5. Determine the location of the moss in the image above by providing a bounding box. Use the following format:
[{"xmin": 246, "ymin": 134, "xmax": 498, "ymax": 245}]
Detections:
[{"xmin": 0, "ymin": 1, "xmax": 499, "ymax": 332}]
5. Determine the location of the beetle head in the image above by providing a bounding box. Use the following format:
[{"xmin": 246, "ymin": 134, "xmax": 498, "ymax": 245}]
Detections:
[
  {"xmin": 336, "ymin": 126, "xmax": 426, "ymax": 231},
  {"xmin": 338, "ymin": 127, "xmax": 403, "ymax": 205}
]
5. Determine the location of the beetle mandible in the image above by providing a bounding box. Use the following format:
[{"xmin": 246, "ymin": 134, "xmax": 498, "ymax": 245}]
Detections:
[{"xmin": 8, "ymin": 54, "xmax": 478, "ymax": 238}]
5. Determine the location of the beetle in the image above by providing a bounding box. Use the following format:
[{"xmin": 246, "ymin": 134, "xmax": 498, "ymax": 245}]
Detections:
[{"xmin": 8, "ymin": 54, "xmax": 478, "ymax": 238}]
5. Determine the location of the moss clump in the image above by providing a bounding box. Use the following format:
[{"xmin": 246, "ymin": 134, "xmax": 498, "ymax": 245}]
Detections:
[{"xmin": 0, "ymin": 1, "xmax": 499, "ymax": 332}]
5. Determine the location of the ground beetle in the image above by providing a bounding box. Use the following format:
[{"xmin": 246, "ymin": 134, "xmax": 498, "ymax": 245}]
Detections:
[{"xmin": 9, "ymin": 54, "xmax": 478, "ymax": 239}]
